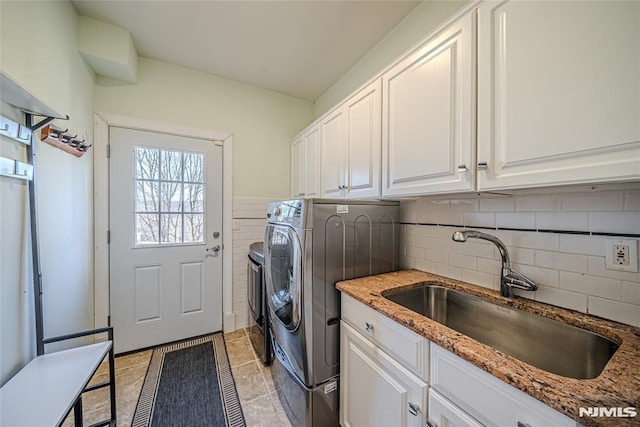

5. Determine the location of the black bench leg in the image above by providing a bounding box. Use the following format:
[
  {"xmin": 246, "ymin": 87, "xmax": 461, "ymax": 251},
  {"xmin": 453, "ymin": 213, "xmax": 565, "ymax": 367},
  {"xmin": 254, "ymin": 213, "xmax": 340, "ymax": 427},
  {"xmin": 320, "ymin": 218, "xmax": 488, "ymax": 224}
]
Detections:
[
  {"xmin": 108, "ymin": 328, "xmax": 117, "ymax": 426},
  {"xmin": 73, "ymin": 396, "xmax": 83, "ymax": 426}
]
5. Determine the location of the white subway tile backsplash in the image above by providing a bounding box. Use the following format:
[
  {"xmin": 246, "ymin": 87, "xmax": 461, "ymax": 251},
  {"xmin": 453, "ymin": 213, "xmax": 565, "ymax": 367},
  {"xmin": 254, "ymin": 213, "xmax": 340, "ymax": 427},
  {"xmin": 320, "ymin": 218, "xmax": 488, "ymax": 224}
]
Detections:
[
  {"xmin": 462, "ymin": 241, "xmax": 495, "ymax": 259},
  {"xmin": 425, "ymin": 248, "xmax": 448, "ymax": 264},
  {"xmin": 507, "ymin": 247, "xmax": 535, "ymax": 266},
  {"xmin": 559, "ymin": 234, "xmax": 605, "ymax": 257},
  {"xmin": 495, "ymin": 212, "xmax": 536, "ymax": 229},
  {"xmin": 515, "ymin": 194, "xmax": 561, "ymax": 212},
  {"xmin": 479, "ymin": 197, "xmax": 515, "ymax": 212},
  {"xmin": 624, "ymin": 190, "xmax": 640, "ymax": 211},
  {"xmin": 396, "ymin": 190, "xmax": 640, "ymax": 327},
  {"xmin": 562, "ymin": 192, "xmax": 624, "ymax": 212},
  {"xmin": 449, "ymin": 253, "xmax": 477, "ymax": 270},
  {"xmin": 621, "ymin": 281, "xmax": 640, "ymax": 305},
  {"xmin": 461, "ymin": 269, "xmax": 494, "ymax": 289},
  {"xmin": 588, "ymin": 297, "xmax": 640, "ymax": 327},
  {"xmin": 415, "ymin": 259, "xmax": 437, "ymax": 273},
  {"xmin": 512, "ymin": 263, "xmax": 560, "ymax": 287},
  {"xmin": 436, "ymin": 263, "xmax": 462, "ymax": 280},
  {"xmin": 400, "ymin": 200, "xmax": 417, "ymax": 222},
  {"xmin": 406, "ymin": 246, "xmax": 426, "ymax": 259},
  {"xmin": 436, "ymin": 211, "xmax": 464, "ymax": 225},
  {"xmin": 589, "ymin": 212, "xmax": 640, "ymax": 235},
  {"xmin": 513, "ymin": 231, "xmax": 559, "ymax": 251},
  {"xmin": 535, "ymin": 250, "xmax": 589, "ymax": 274},
  {"xmin": 476, "ymin": 257, "xmax": 502, "ymax": 275},
  {"xmin": 463, "ymin": 212, "xmax": 496, "ymax": 228},
  {"xmin": 534, "ymin": 285, "xmax": 588, "ymax": 312},
  {"xmin": 588, "ymin": 256, "xmax": 640, "ymax": 283},
  {"xmin": 450, "ymin": 198, "xmax": 478, "ymax": 212},
  {"xmin": 559, "ymin": 271, "xmax": 622, "ymax": 300},
  {"xmin": 426, "ymin": 199, "xmax": 451, "ymax": 212},
  {"xmin": 400, "ymin": 256, "xmax": 416, "ymax": 269},
  {"xmin": 535, "ymin": 212, "xmax": 589, "ymax": 231}
]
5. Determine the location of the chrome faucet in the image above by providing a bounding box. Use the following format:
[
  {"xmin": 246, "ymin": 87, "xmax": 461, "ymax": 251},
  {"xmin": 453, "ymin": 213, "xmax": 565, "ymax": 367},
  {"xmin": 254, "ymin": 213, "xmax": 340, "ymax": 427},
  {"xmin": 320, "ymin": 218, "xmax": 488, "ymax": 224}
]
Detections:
[{"xmin": 452, "ymin": 230, "xmax": 537, "ymax": 298}]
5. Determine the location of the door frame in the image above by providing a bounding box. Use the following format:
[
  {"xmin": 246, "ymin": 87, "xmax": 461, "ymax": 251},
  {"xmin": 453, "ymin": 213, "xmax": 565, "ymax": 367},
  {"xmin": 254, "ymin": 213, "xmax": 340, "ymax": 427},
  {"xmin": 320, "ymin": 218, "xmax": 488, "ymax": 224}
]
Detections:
[{"xmin": 93, "ymin": 112, "xmax": 236, "ymax": 334}]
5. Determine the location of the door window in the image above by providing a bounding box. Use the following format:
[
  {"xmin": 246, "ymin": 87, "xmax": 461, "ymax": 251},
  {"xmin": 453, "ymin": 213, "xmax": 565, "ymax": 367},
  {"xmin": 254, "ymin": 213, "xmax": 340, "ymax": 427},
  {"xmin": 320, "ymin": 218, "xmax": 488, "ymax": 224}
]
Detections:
[
  {"xmin": 265, "ymin": 225, "xmax": 301, "ymax": 330},
  {"xmin": 133, "ymin": 146, "xmax": 205, "ymax": 246}
]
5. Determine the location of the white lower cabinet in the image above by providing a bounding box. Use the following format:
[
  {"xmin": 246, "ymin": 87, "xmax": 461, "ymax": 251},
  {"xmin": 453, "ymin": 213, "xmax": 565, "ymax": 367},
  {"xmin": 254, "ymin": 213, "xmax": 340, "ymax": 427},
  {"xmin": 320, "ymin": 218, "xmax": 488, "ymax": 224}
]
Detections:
[
  {"xmin": 429, "ymin": 343, "xmax": 579, "ymax": 427},
  {"xmin": 340, "ymin": 295, "xmax": 582, "ymax": 427},
  {"xmin": 340, "ymin": 321, "xmax": 428, "ymax": 427},
  {"xmin": 428, "ymin": 389, "xmax": 483, "ymax": 427}
]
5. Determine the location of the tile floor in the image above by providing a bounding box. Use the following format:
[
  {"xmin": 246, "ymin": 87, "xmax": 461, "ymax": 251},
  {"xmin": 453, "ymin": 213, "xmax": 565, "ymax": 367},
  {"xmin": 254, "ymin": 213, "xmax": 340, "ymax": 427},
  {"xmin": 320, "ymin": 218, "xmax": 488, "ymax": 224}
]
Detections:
[{"xmin": 62, "ymin": 328, "xmax": 292, "ymax": 427}]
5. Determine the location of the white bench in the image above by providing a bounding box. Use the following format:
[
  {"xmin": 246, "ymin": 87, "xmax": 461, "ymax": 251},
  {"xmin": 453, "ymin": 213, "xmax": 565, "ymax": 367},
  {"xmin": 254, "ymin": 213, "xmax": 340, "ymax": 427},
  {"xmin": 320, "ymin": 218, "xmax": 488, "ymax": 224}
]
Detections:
[{"xmin": 0, "ymin": 328, "xmax": 116, "ymax": 427}]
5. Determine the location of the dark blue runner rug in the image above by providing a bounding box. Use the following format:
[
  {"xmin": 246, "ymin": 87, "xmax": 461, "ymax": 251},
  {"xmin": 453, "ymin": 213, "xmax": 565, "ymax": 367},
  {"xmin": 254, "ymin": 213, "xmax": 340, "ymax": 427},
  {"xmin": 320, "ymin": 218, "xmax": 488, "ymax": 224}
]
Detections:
[{"xmin": 131, "ymin": 334, "xmax": 245, "ymax": 427}]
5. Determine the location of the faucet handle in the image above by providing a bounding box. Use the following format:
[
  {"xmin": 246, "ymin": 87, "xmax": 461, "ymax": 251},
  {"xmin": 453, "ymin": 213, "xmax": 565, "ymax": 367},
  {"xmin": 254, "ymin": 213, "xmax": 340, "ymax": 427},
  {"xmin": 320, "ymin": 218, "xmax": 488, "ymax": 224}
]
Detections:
[{"xmin": 504, "ymin": 269, "xmax": 537, "ymax": 292}]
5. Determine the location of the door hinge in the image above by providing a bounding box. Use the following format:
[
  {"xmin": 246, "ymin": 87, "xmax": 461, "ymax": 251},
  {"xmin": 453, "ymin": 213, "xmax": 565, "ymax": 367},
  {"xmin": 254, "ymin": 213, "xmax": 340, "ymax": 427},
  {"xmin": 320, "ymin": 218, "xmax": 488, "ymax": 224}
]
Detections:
[
  {"xmin": 107, "ymin": 315, "xmax": 111, "ymax": 326},
  {"xmin": 106, "ymin": 144, "xmax": 110, "ymax": 158},
  {"xmin": 107, "ymin": 230, "xmax": 111, "ymax": 244}
]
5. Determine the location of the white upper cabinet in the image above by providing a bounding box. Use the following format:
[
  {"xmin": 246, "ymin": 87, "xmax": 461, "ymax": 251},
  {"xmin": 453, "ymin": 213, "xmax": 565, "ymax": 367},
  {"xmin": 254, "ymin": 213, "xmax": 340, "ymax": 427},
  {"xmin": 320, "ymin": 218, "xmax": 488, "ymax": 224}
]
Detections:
[
  {"xmin": 382, "ymin": 11, "xmax": 475, "ymax": 197},
  {"xmin": 291, "ymin": 123, "xmax": 321, "ymax": 198},
  {"xmin": 291, "ymin": 135, "xmax": 304, "ymax": 197},
  {"xmin": 477, "ymin": 0, "xmax": 640, "ymax": 190},
  {"xmin": 321, "ymin": 79, "xmax": 382, "ymax": 199}
]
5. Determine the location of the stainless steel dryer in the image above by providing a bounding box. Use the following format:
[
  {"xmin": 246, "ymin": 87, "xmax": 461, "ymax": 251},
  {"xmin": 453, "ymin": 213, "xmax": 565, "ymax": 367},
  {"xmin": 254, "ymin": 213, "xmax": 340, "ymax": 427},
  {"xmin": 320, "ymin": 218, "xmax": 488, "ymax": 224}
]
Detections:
[{"xmin": 264, "ymin": 199, "xmax": 400, "ymax": 427}]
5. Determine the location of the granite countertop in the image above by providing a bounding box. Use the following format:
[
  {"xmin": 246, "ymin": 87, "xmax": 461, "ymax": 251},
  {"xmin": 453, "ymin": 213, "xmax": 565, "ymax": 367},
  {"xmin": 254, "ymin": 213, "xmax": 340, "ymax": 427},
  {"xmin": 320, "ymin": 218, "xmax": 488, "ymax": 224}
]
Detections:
[{"xmin": 336, "ymin": 269, "xmax": 640, "ymax": 427}]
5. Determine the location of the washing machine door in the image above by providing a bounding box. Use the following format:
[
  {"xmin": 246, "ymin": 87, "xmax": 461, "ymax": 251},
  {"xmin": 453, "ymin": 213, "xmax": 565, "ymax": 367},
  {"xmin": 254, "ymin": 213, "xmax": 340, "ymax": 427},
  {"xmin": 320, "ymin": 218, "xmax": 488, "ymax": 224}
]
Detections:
[{"xmin": 265, "ymin": 224, "xmax": 302, "ymax": 331}]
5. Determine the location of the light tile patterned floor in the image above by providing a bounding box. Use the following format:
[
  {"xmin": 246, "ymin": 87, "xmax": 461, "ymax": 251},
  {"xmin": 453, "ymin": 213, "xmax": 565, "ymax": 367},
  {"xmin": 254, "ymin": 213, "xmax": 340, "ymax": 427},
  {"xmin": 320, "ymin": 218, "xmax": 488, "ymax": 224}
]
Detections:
[{"xmin": 62, "ymin": 329, "xmax": 292, "ymax": 426}]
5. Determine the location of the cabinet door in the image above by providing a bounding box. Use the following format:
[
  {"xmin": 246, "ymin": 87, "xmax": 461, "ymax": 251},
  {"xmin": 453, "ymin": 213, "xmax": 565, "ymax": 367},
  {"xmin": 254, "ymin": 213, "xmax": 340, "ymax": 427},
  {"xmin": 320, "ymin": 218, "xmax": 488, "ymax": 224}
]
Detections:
[
  {"xmin": 428, "ymin": 389, "xmax": 483, "ymax": 427},
  {"xmin": 382, "ymin": 11, "xmax": 475, "ymax": 197},
  {"xmin": 341, "ymin": 322, "xmax": 428, "ymax": 427},
  {"xmin": 303, "ymin": 124, "xmax": 321, "ymax": 197},
  {"xmin": 291, "ymin": 135, "xmax": 304, "ymax": 197},
  {"xmin": 321, "ymin": 107, "xmax": 347, "ymax": 198},
  {"xmin": 346, "ymin": 79, "xmax": 381, "ymax": 198},
  {"xmin": 477, "ymin": 1, "xmax": 640, "ymax": 190}
]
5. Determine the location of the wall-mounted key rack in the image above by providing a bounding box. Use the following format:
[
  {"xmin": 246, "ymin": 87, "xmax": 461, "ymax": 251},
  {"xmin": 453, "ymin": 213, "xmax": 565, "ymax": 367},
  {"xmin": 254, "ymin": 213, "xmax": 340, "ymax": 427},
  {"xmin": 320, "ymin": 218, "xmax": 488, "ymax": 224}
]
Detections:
[{"xmin": 41, "ymin": 124, "xmax": 91, "ymax": 157}]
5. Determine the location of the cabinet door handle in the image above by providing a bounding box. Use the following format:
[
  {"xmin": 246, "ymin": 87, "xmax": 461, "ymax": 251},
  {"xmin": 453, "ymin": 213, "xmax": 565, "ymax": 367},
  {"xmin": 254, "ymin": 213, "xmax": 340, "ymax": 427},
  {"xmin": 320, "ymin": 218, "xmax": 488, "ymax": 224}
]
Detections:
[
  {"xmin": 364, "ymin": 322, "xmax": 374, "ymax": 333},
  {"xmin": 477, "ymin": 161, "xmax": 489, "ymax": 169},
  {"xmin": 426, "ymin": 421, "xmax": 438, "ymax": 427},
  {"xmin": 457, "ymin": 164, "xmax": 468, "ymax": 172},
  {"xmin": 408, "ymin": 402, "xmax": 420, "ymax": 416},
  {"xmin": 516, "ymin": 423, "xmax": 531, "ymax": 427}
]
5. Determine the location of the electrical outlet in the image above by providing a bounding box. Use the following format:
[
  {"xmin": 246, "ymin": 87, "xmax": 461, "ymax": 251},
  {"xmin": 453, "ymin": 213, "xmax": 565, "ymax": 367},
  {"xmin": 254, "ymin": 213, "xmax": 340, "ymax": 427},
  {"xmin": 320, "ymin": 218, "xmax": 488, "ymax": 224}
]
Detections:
[
  {"xmin": 613, "ymin": 245, "xmax": 630, "ymax": 266},
  {"xmin": 605, "ymin": 238, "xmax": 638, "ymax": 272}
]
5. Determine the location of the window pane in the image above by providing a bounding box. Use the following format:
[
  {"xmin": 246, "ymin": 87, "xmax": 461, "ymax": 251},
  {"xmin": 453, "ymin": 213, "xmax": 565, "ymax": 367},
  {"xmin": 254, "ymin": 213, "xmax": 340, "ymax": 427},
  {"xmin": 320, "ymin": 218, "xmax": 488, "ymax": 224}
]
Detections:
[
  {"xmin": 161, "ymin": 214, "xmax": 183, "ymax": 243},
  {"xmin": 136, "ymin": 214, "xmax": 159, "ymax": 245},
  {"xmin": 160, "ymin": 182, "xmax": 182, "ymax": 212},
  {"xmin": 184, "ymin": 214, "xmax": 204, "ymax": 243},
  {"xmin": 183, "ymin": 184, "xmax": 204, "ymax": 212},
  {"xmin": 135, "ymin": 181, "xmax": 159, "ymax": 212},
  {"xmin": 184, "ymin": 152, "xmax": 204, "ymax": 183},
  {"xmin": 161, "ymin": 150, "xmax": 182, "ymax": 181},
  {"xmin": 135, "ymin": 147, "xmax": 159, "ymax": 179}
]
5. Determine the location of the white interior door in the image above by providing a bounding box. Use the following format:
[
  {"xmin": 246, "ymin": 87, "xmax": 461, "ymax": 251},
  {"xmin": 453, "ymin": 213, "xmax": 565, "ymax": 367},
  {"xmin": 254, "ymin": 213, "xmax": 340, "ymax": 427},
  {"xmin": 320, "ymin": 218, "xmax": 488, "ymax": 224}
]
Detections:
[{"xmin": 109, "ymin": 127, "xmax": 223, "ymax": 353}]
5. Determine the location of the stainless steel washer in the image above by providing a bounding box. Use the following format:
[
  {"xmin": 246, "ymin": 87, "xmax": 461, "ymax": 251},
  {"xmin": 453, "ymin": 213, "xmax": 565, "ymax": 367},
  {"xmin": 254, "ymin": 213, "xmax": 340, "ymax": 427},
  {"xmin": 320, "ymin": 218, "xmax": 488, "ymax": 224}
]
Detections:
[{"xmin": 264, "ymin": 198, "xmax": 400, "ymax": 427}]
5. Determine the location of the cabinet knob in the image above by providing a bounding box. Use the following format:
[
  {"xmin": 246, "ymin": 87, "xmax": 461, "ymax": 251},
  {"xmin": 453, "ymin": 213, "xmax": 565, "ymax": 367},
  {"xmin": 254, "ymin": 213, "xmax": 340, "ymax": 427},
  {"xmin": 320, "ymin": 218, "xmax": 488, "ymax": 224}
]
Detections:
[
  {"xmin": 408, "ymin": 402, "xmax": 420, "ymax": 416},
  {"xmin": 477, "ymin": 161, "xmax": 489, "ymax": 170},
  {"xmin": 364, "ymin": 322, "xmax": 374, "ymax": 333},
  {"xmin": 457, "ymin": 164, "xmax": 468, "ymax": 172}
]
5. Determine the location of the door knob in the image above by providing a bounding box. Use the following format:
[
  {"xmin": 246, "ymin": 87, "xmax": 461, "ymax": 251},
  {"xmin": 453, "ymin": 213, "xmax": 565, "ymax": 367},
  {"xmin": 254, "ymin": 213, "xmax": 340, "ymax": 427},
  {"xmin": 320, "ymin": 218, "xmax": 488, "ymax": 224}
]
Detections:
[{"xmin": 206, "ymin": 245, "xmax": 221, "ymax": 253}]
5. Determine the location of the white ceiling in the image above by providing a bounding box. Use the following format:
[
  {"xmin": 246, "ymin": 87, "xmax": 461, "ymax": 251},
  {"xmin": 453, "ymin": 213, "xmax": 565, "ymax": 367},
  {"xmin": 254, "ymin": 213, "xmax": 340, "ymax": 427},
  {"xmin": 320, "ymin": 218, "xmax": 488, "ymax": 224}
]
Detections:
[{"xmin": 71, "ymin": 0, "xmax": 421, "ymax": 101}]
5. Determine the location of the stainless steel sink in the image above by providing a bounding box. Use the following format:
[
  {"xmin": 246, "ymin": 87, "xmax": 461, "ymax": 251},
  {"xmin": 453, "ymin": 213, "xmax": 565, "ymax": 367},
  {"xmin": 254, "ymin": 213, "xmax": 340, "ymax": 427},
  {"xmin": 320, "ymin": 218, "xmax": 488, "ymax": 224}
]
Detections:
[{"xmin": 384, "ymin": 284, "xmax": 618, "ymax": 379}]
